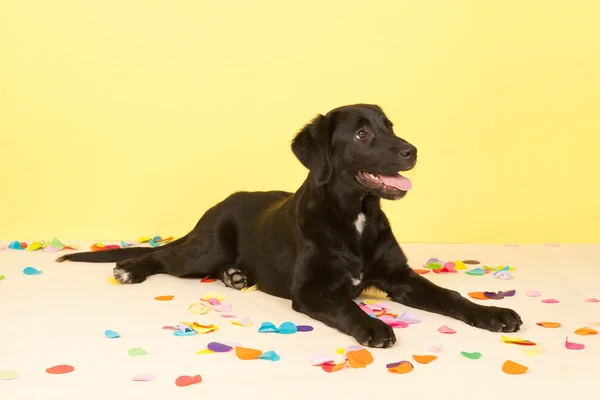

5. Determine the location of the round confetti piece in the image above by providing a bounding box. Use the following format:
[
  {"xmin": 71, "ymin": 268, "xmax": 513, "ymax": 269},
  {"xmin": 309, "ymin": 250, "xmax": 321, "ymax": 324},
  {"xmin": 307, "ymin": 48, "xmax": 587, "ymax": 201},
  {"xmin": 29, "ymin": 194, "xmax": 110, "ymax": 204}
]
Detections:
[
  {"xmin": 461, "ymin": 351, "xmax": 482, "ymax": 360},
  {"xmin": 175, "ymin": 375, "xmax": 202, "ymax": 387},
  {"xmin": 154, "ymin": 295, "xmax": 174, "ymax": 301},
  {"xmin": 132, "ymin": 373, "xmax": 155, "ymax": 382},
  {"xmin": 502, "ymin": 360, "xmax": 528, "ymax": 375},
  {"xmin": 104, "ymin": 329, "xmax": 120, "ymax": 338},
  {"xmin": 322, "ymin": 363, "xmax": 345, "ymax": 373},
  {"xmin": 347, "ymin": 348, "xmax": 374, "ymax": 368},
  {"xmin": 536, "ymin": 322, "xmax": 561, "ymax": 328},
  {"xmin": 23, "ymin": 266, "xmax": 42, "ymax": 275},
  {"xmin": 278, "ymin": 321, "xmax": 298, "ymax": 334},
  {"xmin": 525, "ymin": 290, "xmax": 541, "ymax": 297},
  {"xmin": 574, "ymin": 327, "xmax": 598, "ymax": 335},
  {"xmin": 235, "ymin": 346, "xmax": 263, "ymax": 360},
  {"xmin": 207, "ymin": 342, "xmax": 233, "ymax": 353},
  {"xmin": 387, "ymin": 361, "xmax": 413, "ymax": 374},
  {"xmin": 412, "ymin": 354, "xmax": 437, "ymax": 364},
  {"xmin": 0, "ymin": 370, "xmax": 20, "ymax": 380},
  {"xmin": 107, "ymin": 277, "xmax": 121, "ymax": 285},
  {"xmin": 296, "ymin": 325, "xmax": 314, "ymax": 332},
  {"xmin": 46, "ymin": 365, "xmax": 75, "ymax": 375},
  {"xmin": 0, "ymin": 275, "xmax": 5, "ymax": 281},
  {"xmin": 128, "ymin": 348, "xmax": 148, "ymax": 356},
  {"xmin": 462, "ymin": 260, "xmax": 480, "ymax": 265}
]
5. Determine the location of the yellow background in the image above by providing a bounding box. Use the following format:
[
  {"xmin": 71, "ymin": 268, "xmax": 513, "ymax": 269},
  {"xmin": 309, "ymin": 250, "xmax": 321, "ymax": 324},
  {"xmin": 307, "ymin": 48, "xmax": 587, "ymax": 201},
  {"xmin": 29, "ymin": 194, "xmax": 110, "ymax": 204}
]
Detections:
[{"xmin": 1, "ymin": 1, "xmax": 599, "ymax": 243}]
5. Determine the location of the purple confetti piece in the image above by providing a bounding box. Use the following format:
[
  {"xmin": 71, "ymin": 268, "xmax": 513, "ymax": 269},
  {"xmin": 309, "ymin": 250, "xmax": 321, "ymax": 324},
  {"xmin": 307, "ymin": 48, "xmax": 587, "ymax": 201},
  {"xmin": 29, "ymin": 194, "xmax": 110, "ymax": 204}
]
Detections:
[
  {"xmin": 297, "ymin": 325, "xmax": 314, "ymax": 332},
  {"xmin": 386, "ymin": 360, "xmax": 413, "ymax": 369},
  {"xmin": 207, "ymin": 342, "xmax": 233, "ymax": 353},
  {"xmin": 423, "ymin": 258, "xmax": 440, "ymax": 267},
  {"xmin": 397, "ymin": 312, "xmax": 421, "ymax": 324},
  {"xmin": 484, "ymin": 291, "xmax": 505, "ymax": 300},
  {"xmin": 501, "ymin": 290, "xmax": 516, "ymax": 297}
]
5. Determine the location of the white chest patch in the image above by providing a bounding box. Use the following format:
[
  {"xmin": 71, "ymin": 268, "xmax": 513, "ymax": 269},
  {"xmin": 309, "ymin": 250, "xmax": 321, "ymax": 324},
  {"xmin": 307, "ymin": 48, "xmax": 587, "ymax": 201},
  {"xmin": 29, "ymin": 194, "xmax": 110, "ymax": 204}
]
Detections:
[
  {"xmin": 351, "ymin": 273, "xmax": 363, "ymax": 286},
  {"xmin": 354, "ymin": 213, "xmax": 367, "ymax": 235}
]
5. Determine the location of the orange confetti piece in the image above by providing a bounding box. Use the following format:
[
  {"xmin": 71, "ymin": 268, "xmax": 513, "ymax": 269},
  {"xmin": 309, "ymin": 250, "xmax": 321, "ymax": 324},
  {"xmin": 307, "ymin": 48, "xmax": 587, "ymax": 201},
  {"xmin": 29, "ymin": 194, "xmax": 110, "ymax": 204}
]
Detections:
[
  {"xmin": 575, "ymin": 327, "xmax": 598, "ymax": 335},
  {"xmin": 413, "ymin": 269, "xmax": 430, "ymax": 275},
  {"xmin": 537, "ymin": 322, "xmax": 561, "ymax": 328},
  {"xmin": 200, "ymin": 276, "xmax": 217, "ymax": 283},
  {"xmin": 412, "ymin": 354, "xmax": 437, "ymax": 364},
  {"xmin": 387, "ymin": 361, "xmax": 413, "ymax": 374},
  {"xmin": 322, "ymin": 363, "xmax": 346, "ymax": 373},
  {"xmin": 91, "ymin": 243, "xmax": 105, "ymax": 252},
  {"xmin": 346, "ymin": 348, "xmax": 373, "ymax": 368},
  {"xmin": 154, "ymin": 295, "xmax": 174, "ymax": 301},
  {"xmin": 468, "ymin": 292, "xmax": 490, "ymax": 300},
  {"xmin": 502, "ymin": 360, "xmax": 528, "ymax": 375},
  {"xmin": 235, "ymin": 346, "xmax": 263, "ymax": 360}
]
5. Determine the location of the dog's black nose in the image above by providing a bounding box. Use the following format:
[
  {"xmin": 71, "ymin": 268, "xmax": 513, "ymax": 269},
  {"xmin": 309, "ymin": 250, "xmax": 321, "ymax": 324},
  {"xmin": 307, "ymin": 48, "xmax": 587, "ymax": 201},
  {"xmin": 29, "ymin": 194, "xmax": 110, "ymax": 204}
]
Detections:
[{"xmin": 399, "ymin": 145, "xmax": 416, "ymax": 159}]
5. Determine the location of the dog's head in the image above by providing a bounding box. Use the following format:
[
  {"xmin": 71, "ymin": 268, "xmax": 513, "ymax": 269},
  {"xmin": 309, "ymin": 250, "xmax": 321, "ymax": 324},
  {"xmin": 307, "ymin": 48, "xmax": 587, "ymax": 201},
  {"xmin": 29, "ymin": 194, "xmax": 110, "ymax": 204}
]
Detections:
[{"xmin": 292, "ymin": 104, "xmax": 417, "ymax": 200}]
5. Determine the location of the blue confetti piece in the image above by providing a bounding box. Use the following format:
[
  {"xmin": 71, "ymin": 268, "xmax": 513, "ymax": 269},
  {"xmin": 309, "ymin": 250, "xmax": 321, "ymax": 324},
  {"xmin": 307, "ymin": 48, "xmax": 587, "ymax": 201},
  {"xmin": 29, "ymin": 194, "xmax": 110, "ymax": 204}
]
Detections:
[
  {"xmin": 8, "ymin": 241, "xmax": 23, "ymax": 250},
  {"xmin": 23, "ymin": 266, "xmax": 41, "ymax": 275},
  {"xmin": 152, "ymin": 236, "xmax": 162, "ymax": 242},
  {"xmin": 173, "ymin": 329, "xmax": 197, "ymax": 337},
  {"xmin": 259, "ymin": 350, "xmax": 280, "ymax": 361},
  {"xmin": 104, "ymin": 329, "xmax": 120, "ymax": 339},
  {"xmin": 493, "ymin": 266, "xmax": 510, "ymax": 276},
  {"xmin": 466, "ymin": 267, "xmax": 485, "ymax": 276},
  {"xmin": 258, "ymin": 322, "xmax": 278, "ymax": 333},
  {"xmin": 277, "ymin": 321, "xmax": 297, "ymax": 334},
  {"xmin": 120, "ymin": 241, "xmax": 134, "ymax": 247}
]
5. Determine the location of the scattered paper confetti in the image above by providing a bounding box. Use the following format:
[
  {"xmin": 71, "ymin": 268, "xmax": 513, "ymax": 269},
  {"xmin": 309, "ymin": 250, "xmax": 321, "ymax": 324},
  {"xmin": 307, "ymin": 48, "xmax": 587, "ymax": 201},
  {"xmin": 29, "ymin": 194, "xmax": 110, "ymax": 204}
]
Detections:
[
  {"xmin": 258, "ymin": 322, "xmax": 278, "ymax": 333},
  {"xmin": 154, "ymin": 295, "xmax": 174, "ymax": 301},
  {"xmin": 346, "ymin": 348, "xmax": 374, "ymax": 368},
  {"xmin": 0, "ymin": 370, "xmax": 20, "ymax": 380},
  {"xmin": 232, "ymin": 316, "xmax": 253, "ymax": 327},
  {"xmin": 397, "ymin": 312, "xmax": 421, "ymax": 324},
  {"xmin": 188, "ymin": 302, "xmax": 210, "ymax": 315},
  {"xmin": 522, "ymin": 344, "xmax": 541, "ymax": 356},
  {"xmin": 387, "ymin": 361, "xmax": 414, "ymax": 374},
  {"xmin": 212, "ymin": 301, "xmax": 232, "ymax": 313},
  {"xmin": 468, "ymin": 292, "xmax": 490, "ymax": 300},
  {"xmin": 428, "ymin": 345, "xmax": 443, "ymax": 353},
  {"xmin": 502, "ymin": 360, "xmax": 528, "ymax": 375},
  {"xmin": 311, "ymin": 353, "xmax": 335, "ymax": 366},
  {"xmin": 132, "ymin": 373, "xmax": 155, "ymax": 381},
  {"xmin": 322, "ymin": 363, "xmax": 346, "ymax": 373},
  {"xmin": 438, "ymin": 325, "xmax": 456, "ymax": 334},
  {"xmin": 483, "ymin": 290, "xmax": 516, "ymax": 300},
  {"xmin": 584, "ymin": 298, "xmax": 599, "ymax": 303},
  {"xmin": 0, "ymin": 275, "xmax": 5, "ymax": 281},
  {"xmin": 107, "ymin": 277, "xmax": 121, "ymax": 285},
  {"xmin": 574, "ymin": 327, "xmax": 598, "ymax": 335},
  {"xmin": 188, "ymin": 323, "xmax": 218, "ymax": 334},
  {"xmin": 537, "ymin": 322, "xmax": 561, "ymax": 328},
  {"xmin": 175, "ymin": 375, "xmax": 202, "ymax": 387},
  {"xmin": 241, "ymin": 284, "xmax": 258, "ymax": 293},
  {"xmin": 235, "ymin": 346, "xmax": 263, "ymax": 360},
  {"xmin": 196, "ymin": 349, "xmax": 214, "ymax": 355},
  {"xmin": 278, "ymin": 321, "xmax": 298, "ymax": 334},
  {"xmin": 463, "ymin": 260, "xmax": 480, "ymax": 265},
  {"xmin": 128, "ymin": 348, "xmax": 148, "ymax": 356},
  {"xmin": 23, "ymin": 266, "xmax": 42, "ymax": 275},
  {"xmin": 413, "ymin": 354, "xmax": 437, "ymax": 364},
  {"xmin": 413, "ymin": 269, "xmax": 430, "ymax": 274},
  {"xmin": 526, "ymin": 290, "xmax": 541, "ymax": 297},
  {"xmin": 461, "ymin": 351, "xmax": 482, "ymax": 360},
  {"xmin": 104, "ymin": 329, "xmax": 120, "ymax": 339},
  {"xmin": 565, "ymin": 337, "xmax": 585, "ymax": 350},
  {"xmin": 259, "ymin": 350, "xmax": 280, "ymax": 361},
  {"xmin": 46, "ymin": 365, "xmax": 75, "ymax": 374},
  {"xmin": 202, "ymin": 292, "xmax": 225, "ymax": 301},
  {"xmin": 380, "ymin": 315, "xmax": 409, "ymax": 328},
  {"xmin": 541, "ymin": 298, "xmax": 559, "ymax": 303},
  {"xmin": 200, "ymin": 276, "xmax": 217, "ymax": 283},
  {"xmin": 27, "ymin": 242, "xmax": 42, "ymax": 251},
  {"xmin": 502, "ymin": 336, "xmax": 536, "ymax": 346},
  {"xmin": 8, "ymin": 241, "xmax": 24, "ymax": 250},
  {"xmin": 466, "ymin": 267, "xmax": 485, "ymax": 276},
  {"xmin": 207, "ymin": 342, "xmax": 233, "ymax": 353},
  {"xmin": 297, "ymin": 325, "xmax": 314, "ymax": 332}
]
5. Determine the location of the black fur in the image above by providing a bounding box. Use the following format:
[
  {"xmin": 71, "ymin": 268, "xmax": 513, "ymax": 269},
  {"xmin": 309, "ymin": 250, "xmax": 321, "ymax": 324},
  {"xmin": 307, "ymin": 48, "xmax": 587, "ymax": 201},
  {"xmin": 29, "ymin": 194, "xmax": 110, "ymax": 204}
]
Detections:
[{"xmin": 56, "ymin": 104, "xmax": 522, "ymax": 347}]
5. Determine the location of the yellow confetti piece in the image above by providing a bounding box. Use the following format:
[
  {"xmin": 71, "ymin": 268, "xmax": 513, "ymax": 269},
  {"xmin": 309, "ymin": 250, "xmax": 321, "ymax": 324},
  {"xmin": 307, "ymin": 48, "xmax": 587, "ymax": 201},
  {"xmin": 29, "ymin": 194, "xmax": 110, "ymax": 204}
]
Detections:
[
  {"xmin": 202, "ymin": 291, "xmax": 225, "ymax": 300},
  {"xmin": 522, "ymin": 344, "xmax": 541, "ymax": 356},
  {"xmin": 335, "ymin": 348, "xmax": 345, "ymax": 355},
  {"xmin": 232, "ymin": 317, "xmax": 253, "ymax": 327},
  {"xmin": 241, "ymin": 285, "xmax": 258, "ymax": 293},
  {"xmin": 185, "ymin": 322, "xmax": 219, "ymax": 334},
  {"xmin": 360, "ymin": 286, "xmax": 390, "ymax": 299},
  {"xmin": 188, "ymin": 302, "xmax": 210, "ymax": 315},
  {"xmin": 108, "ymin": 277, "xmax": 122, "ymax": 285},
  {"xmin": 137, "ymin": 237, "xmax": 151, "ymax": 243},
  {"xmin": 195, "ymin": 349, "xmax": 214, "ymax": 355},
  {"xmin": 27, "ymin": 242, "xmax": 41, "ymax": 251},
  {"xmin": 453, "ymin": 260, "xmax": 468, "ymax": 270},
  {"xmin": 362, "ymin": 299, "xmax": 380, "ymax": 305}
]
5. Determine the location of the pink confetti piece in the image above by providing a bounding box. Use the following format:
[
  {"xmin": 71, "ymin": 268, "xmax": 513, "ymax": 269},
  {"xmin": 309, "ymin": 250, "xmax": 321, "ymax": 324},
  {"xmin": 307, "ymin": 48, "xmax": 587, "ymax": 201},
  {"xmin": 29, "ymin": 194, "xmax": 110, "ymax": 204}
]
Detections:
[
  {"xmin": 359, "ymin": 304, "xmax": 375, "ymax": 315},
  {"xmin": 220, "ymin": 314, "xmax": 237, "ymax": 318},
  {"xmin": 541, "ymin": 298, "xmax": 559, "ymax": 304},
  {"xmin": 526, "ymin": 290, "xmax": 541, "ymax": 297},
  {"xmin": 495, "ymin": 271, "xmax": 513, "ymax": 280},
  {"xmin": 132, "ymin": 373, "xmax": 155, "ymax": 381},
  {"xmin": 379, "ymin": 315, "xmax": 409, "ymax": 328},
  {"xmin": 565, "ymin": 337, "xmax": 585, "ymax": 350},
  {"xmin": 0, "ymin": 245, "xmax": 7, "ymax": 251},
  {"xmin": 162, "ymin": 325, "xmax": 178, "ymax": 330},
  {"xmin": 438, "ymin": 325, "xmax": 456, "ymax": 334},
  {"xmin": 311, "ymin": 353, "xmax": 335, "ymax": 366},
  {"xmin": 428, "ymin": 345, "xmax": 443, "ymax": 353},
  {"xmin": 397, "ymin": 312, "xmax": 421, "ymax": 324},
  {"xmin": 584, "ymin": 298, "xmax": 600, "ymax": 303},
  {"xmin": 212, "ymin": 302, "xmax": 232, "ymax": 313},
  {"xmin": 206, "ymin": 298, "xmax": 220, "ymax": 305},
  {"xmin": 42, "ymin": 246, "xmax": 60, "ymax": 253}
]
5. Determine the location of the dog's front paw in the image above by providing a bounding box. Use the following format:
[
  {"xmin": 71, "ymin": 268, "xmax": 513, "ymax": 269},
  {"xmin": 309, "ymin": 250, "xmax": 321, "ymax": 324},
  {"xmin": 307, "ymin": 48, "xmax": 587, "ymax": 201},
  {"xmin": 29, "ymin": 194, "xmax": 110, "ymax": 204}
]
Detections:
[
  {"xmin": 113, "ymin": 260, "xmax": 148, "ymax": 284},
  {"xmin": 466, "ymin": 305, "xmax": 523, "ymax": 333},
  {"xmin": 353, "ymin": 318, "xmax": 396, "ymax": 348}
]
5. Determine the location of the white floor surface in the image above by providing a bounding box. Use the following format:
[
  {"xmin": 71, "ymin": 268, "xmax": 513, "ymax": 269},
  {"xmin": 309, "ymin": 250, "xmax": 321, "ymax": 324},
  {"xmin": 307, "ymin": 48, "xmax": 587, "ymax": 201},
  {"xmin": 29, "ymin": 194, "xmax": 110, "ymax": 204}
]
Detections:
[{"xmin": 1, "ymin": 242, "xmax": 599, "ymax": 400}]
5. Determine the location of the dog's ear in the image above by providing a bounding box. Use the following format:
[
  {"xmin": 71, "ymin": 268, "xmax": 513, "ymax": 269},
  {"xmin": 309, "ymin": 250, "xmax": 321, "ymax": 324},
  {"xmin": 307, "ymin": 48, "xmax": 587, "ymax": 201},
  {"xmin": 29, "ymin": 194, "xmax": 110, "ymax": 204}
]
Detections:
[{"xmin": 291, "ymin": 114, "xmax": 333, "ymax": 186}]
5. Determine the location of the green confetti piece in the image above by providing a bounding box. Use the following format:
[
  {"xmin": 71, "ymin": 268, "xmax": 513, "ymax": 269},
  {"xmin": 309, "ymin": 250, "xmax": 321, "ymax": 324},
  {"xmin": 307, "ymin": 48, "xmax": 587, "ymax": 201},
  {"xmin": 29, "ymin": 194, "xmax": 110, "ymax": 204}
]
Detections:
[
  {"xmin": 461, "ymin": 351, "xmax": 482, "ymax": 360},
  {"xmin": 0, "ymin": 275, "xmax": 5, "ymax": 281},
  {"xmin": 426, "ymin": 262, "xmax": 442, "ymax": 270},
  {"xmin": 128, "ymin": 348, "xmax": 148, "ymax": 356}
]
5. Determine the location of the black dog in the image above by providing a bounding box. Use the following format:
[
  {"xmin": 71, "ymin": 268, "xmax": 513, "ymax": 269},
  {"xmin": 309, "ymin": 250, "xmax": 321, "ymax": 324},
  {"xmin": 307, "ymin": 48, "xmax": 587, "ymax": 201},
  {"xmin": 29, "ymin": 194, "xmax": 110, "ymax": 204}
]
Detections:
[{"xmin": 57, "ymin": 104, "xmax": 522, "ymax": 347}]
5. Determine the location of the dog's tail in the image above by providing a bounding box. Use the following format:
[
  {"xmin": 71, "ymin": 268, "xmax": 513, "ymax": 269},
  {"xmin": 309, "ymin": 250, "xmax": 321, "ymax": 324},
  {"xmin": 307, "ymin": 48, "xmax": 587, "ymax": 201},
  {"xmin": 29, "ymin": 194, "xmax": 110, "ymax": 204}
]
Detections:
[{"xmin": 55, "ymin": 236, "xmax": 187, "ymax": 263}]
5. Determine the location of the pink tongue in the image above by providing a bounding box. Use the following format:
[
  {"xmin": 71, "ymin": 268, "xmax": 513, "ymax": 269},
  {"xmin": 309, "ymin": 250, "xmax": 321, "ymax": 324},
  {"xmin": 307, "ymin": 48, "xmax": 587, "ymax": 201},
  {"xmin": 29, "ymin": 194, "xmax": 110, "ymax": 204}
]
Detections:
[{"xmin": 378, "ymin": 173, "xmax": 412, "ymax": 191}]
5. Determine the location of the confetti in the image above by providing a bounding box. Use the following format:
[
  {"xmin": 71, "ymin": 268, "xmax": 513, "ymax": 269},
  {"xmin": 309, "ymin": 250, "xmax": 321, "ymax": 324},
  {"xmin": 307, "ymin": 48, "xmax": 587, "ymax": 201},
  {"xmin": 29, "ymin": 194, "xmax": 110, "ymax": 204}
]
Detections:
[
  {"xmin": 537, "ymin": 322, "xmax": 561, "ymax": 328},
  {"xmin": 565, "ymin": 337, "xmax": 585, "ymax": 350},
  {"xmin": 278, "ymin": 321, "xmax": 298, "ymax": 334},
  {"xmin": 128, "ymin": 348, "xmax": 148, "ymax": 356},
  {"xmin": 428, "ymin": 345, "xmax": 443, "ymax": 353},
  {"xmin": 502, "ymin": 360, "xmax": 528, "ymax": 375},
  {"xmin": 27, "ymin": 242, "xmax": 42, "ymax": 251},
  {"xmin": 207, "ymin": 342, "xmax": 233, "ymax": 353},
  {"xmin": 413, "ymin": 269, "xmax": 430, "ymax": 274},
  {"xmin": 584, "ymin": 298, "xmax": 600, "ymax": 303},
  {"xmin": 501, "ymin": 336, "xmax": 536, "ymax": 346},
  {"xmin": 232, "ymin": 316, "xmax": 253, "ymax": 327},
  {"xmin": 412, "ymin": 354, "xmax": 437, "ymax": 364},
  {"xmin": 522, "ymin": 344, "xmax": 541, "ymax": 356},
  {"xmin": 137, "ymin": 237, "xmax": 151, "ymax": 243},
  {"xmin": 453, "ymin": 260, "xmax": 468, "ymax": 270},
  {"xmin": 108, "ymin": 277, "xmax": 121, "ymax": 285},
  {"xmin": 200, "ymin": 276, "xmax": 216, "ymax": 283},
  {"xmin": 397, "ymin": 312, "xmax": 421, "ymax": 324},
  {"xmin": 259, "ymin": 350, "xmax": 281, "ymax": 361},
  {"xmin": 202, "ymin": 292, "xmax": 225, "ymax": 301},
  {"xmin": 195, "ymin": 349, "xmax": 214, "ymax": 355},
  {"xmin": 188, "ymin": 302, "xmax": 210, "ymax": 315},
  {"xmin": 346, "ymin": 348, "xmax": 374, "ymax": 368},
  {"xmin": 574, "ymin": 327, "xmax": 598, "ymax": 335},
  {"xmin": 526, "ymin": 290, "xmax": 541, "ymax": 297},
  {"xmin": 241, "ymin": 284, "xmax": 258, "ymax": 293},
  {"xmin": 189, "ymin": 323, "xmax": 218, "ymax": 334},
  {"xmin": 0, "ymin": 275, "xmax": 5, "ymax": 281},
  {"xmin": 0, "ymin": 370, "xmax": 20, "ymax": 380},
  {"xmin": 8, "ymin": 241, "xmax": 24, "ymax": 250},
  {"xmin": 468, "ymin": 292, "xmax": 490, "ymax": 300},
  {"xmin": 175, "ymin": 375, "xmax": 202, "ymax": 387},
  {"xmin": 461, "ymin": 351, "xmax": 482, "ymax": 360},
  {"xmin": 466, "ymin": 268, "xmax": 485, "ymax": 276},
  {"xmin": 438, "ymin": 325, "xmax": 456, "ymax": 334},
  {"xmin": 379, "ymin": 315, "xmax": 409, "ymax": 328},
  {"xmin": 322, "ymin": 363, "xmax": 346, "ymax": 373},
  {"xmin": 46, "ymin": 365, "xmax": 75, "ymax": 374},
  {"xmin": 311, "ymin": 353, "xmax": 335, "ymax": 366},
  {"xmin": 483, "ymin": 290, "xmax": 516, "ymax": 300},
  {"xmin": 132, "ymin": 373, "xmax": 155, "ymax": 381},
  {"xmin": 258, "ymin": 322, "xmax": 278, "ymax": 333},
  {"xmin": 154, "ymin": 295, "xmax": 174, "ymax": 301},
  {"xmin": 541, "ymin": 298, "xmax": 559, "ymax": 303},
  {"xmin": 297, "ymin": 325, "xmax": 314, "ymax": 332},
  {"xmin": 423, "ymin": 257, "xmax": 440, "ymax": 266},
  {"xmin": 387, "ymin": 361, "xmax": 413, "ymax": 374},
  {"xmin": 104, "ymin": 329, "xmax": 120, "ymax": 339},
  {"xmin": 235, "ymin": 346, "xmax": 263, "ymax": 360},
  {"xmin": 23, "ymin": 266, "xmax": 42, "ymax": 275},
  {"xmin": 463, "ymin": 260, "xmax": 480, "ymax": 265}
]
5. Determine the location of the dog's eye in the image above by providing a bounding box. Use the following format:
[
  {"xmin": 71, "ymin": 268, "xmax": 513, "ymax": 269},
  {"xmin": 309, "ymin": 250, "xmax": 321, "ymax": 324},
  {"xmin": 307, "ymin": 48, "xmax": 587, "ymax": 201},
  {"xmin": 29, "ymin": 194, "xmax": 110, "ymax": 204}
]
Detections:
[{"xmin": 355, "ymin": 130, "xmax": 367, "ymax": 139}]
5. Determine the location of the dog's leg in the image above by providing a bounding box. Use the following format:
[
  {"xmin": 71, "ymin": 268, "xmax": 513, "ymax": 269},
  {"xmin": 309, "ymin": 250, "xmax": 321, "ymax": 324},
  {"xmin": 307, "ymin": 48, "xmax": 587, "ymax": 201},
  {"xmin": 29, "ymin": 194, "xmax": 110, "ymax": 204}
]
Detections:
[
  {"xmin": 292, "ymin": 284, "xmax": 396, "ymax": 348},
  {"xmin": 372, "ymin": 243, "xmax": 523, "ymax": 333},
  {"xmin": 220, "ymin": 266, "xmax": 252, "ymax": 290}
]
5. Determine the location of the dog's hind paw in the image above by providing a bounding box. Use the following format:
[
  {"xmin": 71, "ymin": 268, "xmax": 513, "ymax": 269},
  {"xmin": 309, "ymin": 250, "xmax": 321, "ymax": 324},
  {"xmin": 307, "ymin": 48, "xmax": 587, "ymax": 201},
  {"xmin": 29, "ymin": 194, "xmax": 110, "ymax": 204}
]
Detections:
[
  {"xmin": 113, "ymin": 259, "xmax": 148, "ymax": 284},
  {"xmin": 221, "ymin": 267, "xmax": 248, "ymax": 290}
]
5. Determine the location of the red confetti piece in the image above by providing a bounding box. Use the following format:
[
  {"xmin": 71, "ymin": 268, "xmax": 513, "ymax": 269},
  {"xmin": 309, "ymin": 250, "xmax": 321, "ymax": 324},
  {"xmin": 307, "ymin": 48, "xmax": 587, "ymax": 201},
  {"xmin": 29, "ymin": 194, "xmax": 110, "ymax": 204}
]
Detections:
[
  {"xmin": 175, "ymin": 375, "xmax": 202, "ymax": 387},
  {"xmin": 46, "ymin": 365, "xmax": 75, "ymax": 374}
]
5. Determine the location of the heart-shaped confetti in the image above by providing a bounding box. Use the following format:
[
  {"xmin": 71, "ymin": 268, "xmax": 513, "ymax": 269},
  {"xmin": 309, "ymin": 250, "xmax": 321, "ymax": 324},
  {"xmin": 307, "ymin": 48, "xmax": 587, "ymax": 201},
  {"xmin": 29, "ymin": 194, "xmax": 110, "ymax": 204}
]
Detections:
[
  {"xmin": 461, "ymin": 351, "xmax": 482, "ymax": 360},
  {"xmin": 175, "ymin": 375, "xmax": 202, "ymax": 387},
  {"xmin": 128, "ymin": 348, "xmax": 148, "ymax": 356},
  {"xmin": 346, "ymin": 348, "xmax": 374, "ymax": 368},
  {"xmin": 438, "ymin": 325, "xmax": 456, "ymax": 334},
  {"xmin": 188, "ymin": 302, "xmax": 210, "ymax": 315},
  {"xmin": 397, "ymin": 312, "xmax": 421, "ymax": 324},
  {"xmin": 104, "ymin": 329, "xmax": 120, "ymax": 339},
  {"xmin": 322, "ymin": 363, "xmax": 346, "ymax": 373},
  {"xmin": 502, "ymin": 360, "xmax": 528, "ymax": 374},
  {"xmin": 232, "ymin": 316, "xmax": 253, "ymax": 327},
  {"xmin": 522, "ymin": 344, "xmax": 541, "ymax": 356},
  {"xmin": 46, "ymin": 365, "xmax": 75, "ymax": 374},
  {"xmin": 466, "ymin": 268, "xmax": 485, "ymax": 276},
  {"xmin": 258, "ymin": 322, "xmax": 278, "ymax": 333},
  {"xmin": 212, "ymin": 301, "xmax": 232, "ymax": 313},
  {"xmin": 132, "ymin": 373, "xmax": 155, "ymax": 381},
  {"xmin": 8, "ymin": 241, "xmax": 24, "ymax": 250},
  {"xmin": 428, "ymin": 345, "xmax": 443, "ymax": 353},
  {"xmin": 107, "ymin": 277, "xmax": 121, "ymax": 285},
  {"xmin": 207, "ymin": 342, "xmax": 233, "ymax": 353},
  {"xmin": 387, "ymin": 361, "xmax": 413, "ymax": 374},
  {"xmin": 412, "ymin": 354, "xmax": 437, "ymax": 364},
  {"xmin": 0, "ymin": 370, "xmax": 20, "ymax": 380},
  {"xmin": 23, "ymin": 266, "xmax": 42, "ymax": 275}
]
